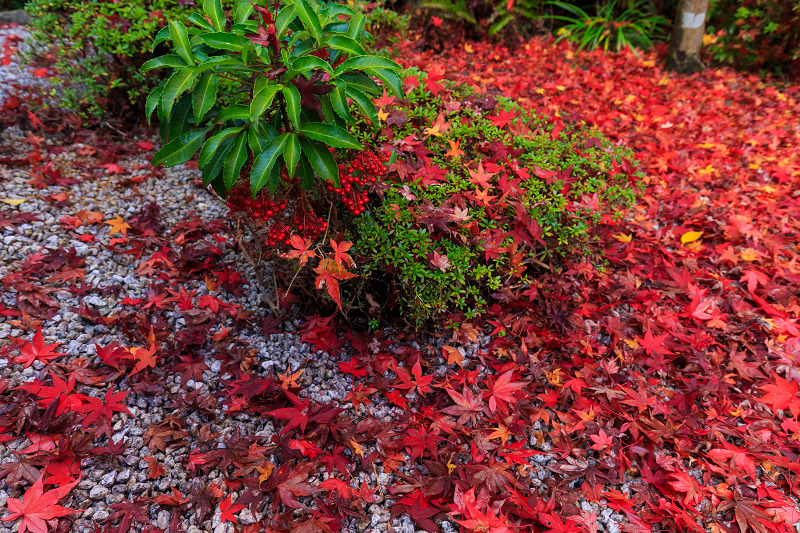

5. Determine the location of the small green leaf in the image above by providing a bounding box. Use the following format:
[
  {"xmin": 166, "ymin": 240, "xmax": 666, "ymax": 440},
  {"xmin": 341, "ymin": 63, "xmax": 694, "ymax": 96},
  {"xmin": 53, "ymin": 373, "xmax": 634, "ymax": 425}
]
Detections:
[
  {"xmin": 169, "ymin": 21, "xmax": 195, "ymax": 66},
  {"xmin": 141, "ymin": 54, "xmax": 186, "ymax": 72},
  {"xmin": 192, "ymin": 73, "xmax": 218, "ymax": 123},
  {"xmin": 324, "ymin": 35, "xmax": 365, "ymax": 56},
  {"xmin": 275, "ymin": 5, "xmax": 297, "ymax": 39},
  {"xmin": 301, "ymin": 123, "xmax": 362, "ymax": 150},
  {"xmin": 300, "ymin": 137, "xmax": 339, "ymax": 187},
  {"xmin": 204, "ymin": 0, "xmax": 226, "ymax": 31},
  {"xmin": 284, "ymin": 133, "xmax": 300, "ymax": 178},
  {"xmin": 250, "ymin": 84, "xmax": 282, "ymax": 124},
  {"xmin": 200, "ymin": 33, "xmax": 249, "ymax": 51},
  {"xmin": 345, "ymin": 86, "xmax": 378, "ymax": 126},
  {"xmin": 162, "ymin": 67, "xmax": 198, "ymax": 119},
  {"xmin": 193, "ymin": 57, "xmax": 244, "ymax": 75},
  {"xmin": 333, "ymin": 56, "xmax": 400, "ymax": 77},
  {"xmin": 199, "ymin": 126, "xmax": 243, "ymax": 167},
  {"xmin": 153, "ymin": 127, "xmax": 210, "ymax": 167},
  {"xmin": 291, "ymin": 55, "xmax": 334, "ymax": 76},
  {"xmin": 251, "ymin": 133, "xmax": 290, "ymax": 195},
  {"xmin": 223, "ymin": 132, "xmax": 248, "ymax": 191},
  {"xmin": 293, "ymin": 0, "xmax": 322, "ymax": 45},
  {"xmin": 282, "ymin": 85, "xmax": 301, "ymax": 130}
]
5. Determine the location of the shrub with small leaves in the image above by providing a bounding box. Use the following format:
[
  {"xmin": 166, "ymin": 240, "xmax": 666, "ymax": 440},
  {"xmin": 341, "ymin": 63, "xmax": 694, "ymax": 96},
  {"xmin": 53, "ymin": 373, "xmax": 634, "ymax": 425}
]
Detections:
[{"xmin": 351, "ymin": 73, "xmax": 641, "ymax": 326}]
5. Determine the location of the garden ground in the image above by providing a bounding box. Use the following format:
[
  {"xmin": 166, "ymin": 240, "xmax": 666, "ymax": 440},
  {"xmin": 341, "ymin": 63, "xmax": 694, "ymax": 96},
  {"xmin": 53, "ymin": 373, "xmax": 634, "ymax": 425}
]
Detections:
[{"xmin": 1, "ymin": 23, "xmax": 800, "ymax": 533}]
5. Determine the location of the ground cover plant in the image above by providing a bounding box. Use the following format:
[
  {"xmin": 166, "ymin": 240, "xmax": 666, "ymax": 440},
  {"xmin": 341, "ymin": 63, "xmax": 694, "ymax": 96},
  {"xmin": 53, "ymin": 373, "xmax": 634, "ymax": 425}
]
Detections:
[{"xmin": 1, "ymin": 7, "xmax": 800, "ymax": 533}]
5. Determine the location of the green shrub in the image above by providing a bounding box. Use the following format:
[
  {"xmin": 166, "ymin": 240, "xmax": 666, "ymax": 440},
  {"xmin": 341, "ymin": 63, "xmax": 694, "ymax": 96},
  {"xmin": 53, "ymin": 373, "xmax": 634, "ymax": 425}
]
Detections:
[
  {"xmin": 706, "ymin": 0, "xmax": 800, "ymax": 78},
  {"xmin": 25, "ymin": 0, "xmax": 234, "ymax": 118},
  {"xmin": 365, "ymin": 6, "xmax": 411, "ymax": 39},
  {"xmin": 351, "ymin": 72, "xmax": 641, "ymax": 326},
  {"xmin": 417, "ymin": 0, "xmax": 546, "ymax": 38}
]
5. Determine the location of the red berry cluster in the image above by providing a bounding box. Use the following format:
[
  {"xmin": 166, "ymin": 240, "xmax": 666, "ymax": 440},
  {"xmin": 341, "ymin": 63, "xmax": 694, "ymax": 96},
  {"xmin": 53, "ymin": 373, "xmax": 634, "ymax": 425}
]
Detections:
[
  {"xmin": 225, "ymin": 185, "xmax": 286, "ymax": 221},
  {"xmin": 327, "ymin": 151, "xmax": 389, "ymax": 216}
]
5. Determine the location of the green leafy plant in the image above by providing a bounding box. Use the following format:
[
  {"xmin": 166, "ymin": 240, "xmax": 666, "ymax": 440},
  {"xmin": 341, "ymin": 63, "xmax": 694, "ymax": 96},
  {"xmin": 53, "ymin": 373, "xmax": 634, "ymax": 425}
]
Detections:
[
  {"xmin": 546, "ymin": 0, "xmax": 669, "ymax": 52},
  {"xmin": 145, "ymin": 0, "xmax": 401, "ymax": 311},
  {"xmin": 146, "ymin": 0, "xmax": 401, "ymax": 199},
  {"xmin": 350, "ymin": 72, "xmax": 641, "ymax": 326},
  {"xmin": 25, "ymin": 0, "xmax": 235, "ymax": 118},
  {"xmin": 705, "ymin": 0, "xmax": 800, "ymax": 79}
]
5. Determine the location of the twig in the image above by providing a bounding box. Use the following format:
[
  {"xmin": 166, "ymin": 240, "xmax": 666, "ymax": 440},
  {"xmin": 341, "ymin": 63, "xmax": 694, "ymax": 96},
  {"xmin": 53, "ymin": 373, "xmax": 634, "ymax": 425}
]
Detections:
[{"xmin": 236, "ymin": 216, "xmax": 280, "ymax": 315}]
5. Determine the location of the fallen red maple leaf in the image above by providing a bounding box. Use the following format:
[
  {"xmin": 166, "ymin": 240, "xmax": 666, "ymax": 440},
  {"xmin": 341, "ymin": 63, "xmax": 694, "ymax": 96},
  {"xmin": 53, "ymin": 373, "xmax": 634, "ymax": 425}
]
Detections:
[
  {"xmin": 1, "ymin": 475, "xmax": 79, "ymax": 533},
  {"xmin": 13, "ymin": 330, "xmax": 65, "ymax": 368}
]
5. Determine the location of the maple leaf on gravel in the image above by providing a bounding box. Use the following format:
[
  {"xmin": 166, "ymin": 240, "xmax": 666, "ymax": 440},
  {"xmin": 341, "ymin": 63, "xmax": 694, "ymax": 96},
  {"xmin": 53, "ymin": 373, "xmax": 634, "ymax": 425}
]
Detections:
[
  {"xmin": 104, "ymin": 214, "xmax": 131, "ymax": 236},
  {"xmin": 265, "ymin": 462, "xmax": 316, "ymax": 510},
  {"xmin": 2, "ymin": 475, "xmax": 79, "ymax": 533},
  {"xmin": 394, "ymin": 359, "xmax": 434, "ymax": 395},
  {"xmin": 13, "ymin": 330, "xmax": 65, "ymax": 368},
  {"xmin": 485, "ymin": 370, "xmax": 526, "ymax": 413},
  {"xmin": 219, "ymin": 494, "xmax": 245, "ymax": 524}
]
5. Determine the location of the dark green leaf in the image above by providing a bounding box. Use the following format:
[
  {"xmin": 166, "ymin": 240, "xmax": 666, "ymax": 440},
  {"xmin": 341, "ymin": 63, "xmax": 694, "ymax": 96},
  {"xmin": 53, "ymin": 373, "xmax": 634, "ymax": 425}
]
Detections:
[
  {"xmin": 339, "ymin": 72, "xmax": 380, "ymax": 94},
  {"xmin": 333, "ymin": 56, "xmax": 400, "ymax": 77},
  {"xmin": 282, "ymin": 85, "xmax": 301, "ymax": 130},
  {"xmin": 141, "ymin": 54, "xmax": 186, "ymax": 72},
  {"xmin": 223, "ymin": 132, "xmax": 248, "ymax": 191},
  {"xmin": 293, "ymin": 0, "xmax": 322, "ymax": 44},
  {"xmin": 169, "ymin": 21, "xmax": 195, "ymax": 66},
  {"xmin": 291, "ymin": 55, "xmax": 334, "ymax": 75},
  {"xmin": 202, "ymin": 136, "xmax": 234, "ymax": 186},
  {"xmin": 193, "ymin": 73, "xmax": 218, "ymax": 123},
  {"xmin": 248, "ymin": 124, "xmax": 275, "ymax": 153},
  {"xmin": 200, "ymin": 33, "xmax": 249, "ymax": 51},
  {"xmin": 301, "ymin": 122, "xmax": 362, "ymax": 150},
  {"xmin": 162, "ymin": 67, "xmax": 198, "ymax": 118},
  {"xmin": 216, "ymin": 105, "xmax": 250, "ymax": 123},
  {"xmin": 345, "ymin": 86, "xmax": 378, "ymax": 126},
  {"xmin": 204, "ymin": 0, "xmax": 226, "ymax": 31},
  {"xmin": 296, "ymin": 154, "xmax": 315, "ymax": 189},
  {"xmin": 324, "ymin": 35, "xmax": 365, "ymax": 56},
  {"xmin": 188, "ymin": 12, "xmax": 215, "ymax": 32},
  {"xmin": 364, "ymin": 67, "xmax": 403, "ymax": 97},
  {"xmin": 329, "ymin": 84, "xmax": 353, "ymax": 124},
  {"xmin": 347, "ymin": 13, "xmax": 366, "ymax": 40},
  {"xmin": 235, "ymin": 0, "xmax": 254, "ymax": 24},
  {"xmin": 199, "ymin": 126, "xmax": 243, "ymax": 167},
  {"xmin": 300, "ymin": 137, "xmax": 339, "ymax": 186},
  {"xmin": 250, "ymin": 84, "xmax": 282, "ymax": 124},
  {"xmin": 275, "ymin": 5, "xmax": 297, "ymax": 39},
  {"xmin": 167, "ymin": 95, "xmax": 195, "ymax": 141},
  {"xmin": 145, "ymin": 79, "xmax": 167, "ymax": 125},
  {"xmin": 251, "ymin": 133, "xmax": 290, "ymax": 195},
  {"xmin": 152, "ymin": 26, "xmax": 171, "ymax": 52},
  {"xmin": 153, "ymin": 127, "xmax": 210, "ymax": 167},
  {"xmin": 283, "ymin": 133, "xmax": 300, "ymax": 178}
]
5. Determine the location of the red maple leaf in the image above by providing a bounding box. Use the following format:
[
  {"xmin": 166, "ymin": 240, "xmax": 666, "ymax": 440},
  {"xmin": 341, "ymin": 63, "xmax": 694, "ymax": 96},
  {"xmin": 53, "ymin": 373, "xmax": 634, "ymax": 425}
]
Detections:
[
  {"xmin": 394, "ymin": 359, "xmax": 433, "ymax": 396},
  {"xmin": 424, "ymin": 69, "xmax": 445, "ymax": 97},
  {"xmin": 284, "ymin": 235, "xmax": 316, "ymax": 266},
  {"xmin": 219, "ymin": 494, "xmax": 245, "ymax": 524},
  {"xmin": 488, "ymin": 108, "xmax": 519, "ymax": 129},
  {"xmin": 758, "ymin": 376, "xmax": 800, "ymax": 418},
  {"xmin": 14, "ymin": 330, "xmax": 65, "ymax": 368},
  {"xmin": 485, "ymin": 370, "xmax": 526, "ymax": 413},
  {"xmin": 2, "ymin": 475, "xmax": 79, "ymax": 533}
]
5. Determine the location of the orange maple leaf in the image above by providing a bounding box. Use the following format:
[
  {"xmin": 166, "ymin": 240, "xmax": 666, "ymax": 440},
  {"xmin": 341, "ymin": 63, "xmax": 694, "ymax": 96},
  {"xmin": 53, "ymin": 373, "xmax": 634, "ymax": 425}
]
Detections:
[
  {"xmin": 445, "ymin": 140, "xmax": 465, "ymax": 159},
  {"xmin": 284, "ymin": 235, "xmax": 316, "ymax": 266},
  {"xmin": 104, "ymin": 215, "xmax": 131, "ymax": 236},
  {"xmin": 313, "ymin": 259, "xmax": 357, "ymax": 309},
  {"xmin": 424, "ymin": 113, "xmax": 449, "ymax": 137},
  {"xmin": 330, "ymin": 239, "xmax": 355, "ymax": 268}
]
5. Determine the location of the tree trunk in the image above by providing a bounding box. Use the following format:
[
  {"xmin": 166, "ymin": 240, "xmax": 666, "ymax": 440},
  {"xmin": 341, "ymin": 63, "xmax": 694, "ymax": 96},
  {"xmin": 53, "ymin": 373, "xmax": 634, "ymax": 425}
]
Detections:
[{"xmin": 667, "ymin": 0, "xmax": 709, "ymax": 73}]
